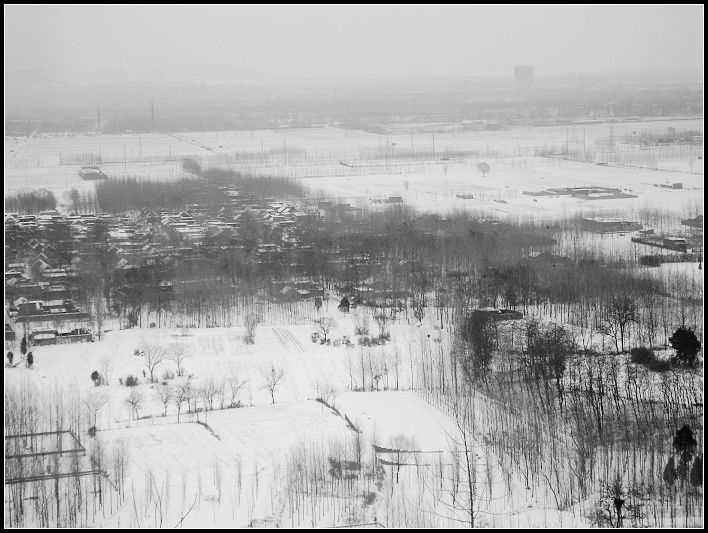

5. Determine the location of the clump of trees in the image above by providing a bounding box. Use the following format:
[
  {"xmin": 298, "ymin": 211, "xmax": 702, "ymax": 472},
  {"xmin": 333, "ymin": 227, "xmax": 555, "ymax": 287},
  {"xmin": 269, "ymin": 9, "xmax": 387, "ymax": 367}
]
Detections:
[
  {"xmin": 525, "ymin": 320, "xmax": 574, "ymax": 400},
  {"xmin": 182, "ymin": 158, "xmax": 202, "ymax": 175},
  {"xmin": 95, "ymin": 177, "xmax": 225, "ymax": 213},
  {"xmin": 458, "ymin": 311, "xmax": 495, "ymax": 381},
  {"xmin": 5, "ymin": 189, "xmax": 57, "ymax": 213},
  {"xmin": 596, "ymin": 295, "xmax": 639, "ymax": 354},
  {"xmin": 201, "ymin": 168, "xmax": 308, "ymax": 198}
]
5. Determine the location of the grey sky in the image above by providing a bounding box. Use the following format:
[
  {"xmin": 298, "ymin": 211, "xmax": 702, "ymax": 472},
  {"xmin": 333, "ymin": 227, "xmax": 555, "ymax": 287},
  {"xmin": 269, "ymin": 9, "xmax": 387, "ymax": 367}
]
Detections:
[{"xmin": 4, "ymin": 4, "xmax": 704, "ymax": 81}]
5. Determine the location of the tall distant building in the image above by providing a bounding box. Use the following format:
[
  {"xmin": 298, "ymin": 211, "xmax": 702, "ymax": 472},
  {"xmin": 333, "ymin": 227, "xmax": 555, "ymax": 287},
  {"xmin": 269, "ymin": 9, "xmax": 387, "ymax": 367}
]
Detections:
[{"xmin": 514, "ymin": 65, "xmax": 533, "ymax": 89}]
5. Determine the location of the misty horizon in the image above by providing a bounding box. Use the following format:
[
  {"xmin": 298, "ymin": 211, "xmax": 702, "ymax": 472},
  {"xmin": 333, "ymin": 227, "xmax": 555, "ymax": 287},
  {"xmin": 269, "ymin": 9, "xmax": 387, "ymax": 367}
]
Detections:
[{"xmin": 4, "ymin": 4, "xmax": 704, "ymax": 85}]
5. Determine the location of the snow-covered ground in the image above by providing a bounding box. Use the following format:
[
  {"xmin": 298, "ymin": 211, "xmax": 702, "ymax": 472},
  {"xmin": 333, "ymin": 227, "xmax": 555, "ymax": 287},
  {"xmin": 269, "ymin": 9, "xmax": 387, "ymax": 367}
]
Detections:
[
  {"xmin": 5, "ymin": 312, "xmax": 597, "ymax": 527},
  {"xmin": 4, "ymin": 117, "xmax": 703, "ymax": 527},
  {"xmin": 5, "ymin": 119, "xmax": 703, "ymax": 224}
]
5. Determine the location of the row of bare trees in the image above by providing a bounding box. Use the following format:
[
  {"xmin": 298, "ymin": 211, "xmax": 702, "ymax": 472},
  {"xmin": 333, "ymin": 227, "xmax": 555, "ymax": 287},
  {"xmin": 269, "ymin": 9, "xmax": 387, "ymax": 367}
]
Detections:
[{"xmin": 4, "ymin": 383, "xmax": 127, "ymax": 528}]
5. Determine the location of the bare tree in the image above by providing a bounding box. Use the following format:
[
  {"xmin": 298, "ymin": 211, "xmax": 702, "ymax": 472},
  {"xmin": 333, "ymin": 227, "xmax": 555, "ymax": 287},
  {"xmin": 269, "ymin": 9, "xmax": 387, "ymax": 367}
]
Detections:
[
  {"xmin": 353, "ymin": 310, "xmax": 370, "ymax": 336},
  {"xmin": 83, "ymin": 391, "xmax": 108, "ymax": 428},
  {"xmin": 168, "ymin": 343, "xmax": 188, "ymax": 377},
  {"xmin": 173, "ymin": 379, "xmax": 191, "ymax": 422},
  {"xmin": 391, "ymin": 345, "xmax": 402, "ymax": 390},
  {"xmin": 476, "ymin": 162, "xmax": 490, "ymax": 177},
  {"xmin": 200, "ymin": 376, "xmax": 219, "ymax": 410},
  {"xmin": 314, "ymin": 380, "xmax": 339, "ymax": 408},
  {"xmin": 226, "ymin": 372, "xmax": 248, "ymax": 407},
  {"xmin": 314, "ymin": 317, "xmax": 336, "ymax": 343},
  {"xmin": 125, "ymin": 389, "xmax": 145, "ymax": 420},
  {"xmin": 446, "ymin": 399, "xmax": 482, "ymax": 528},
  {"xmin": 93, "ymin": 289, "xmax": 105, "ymax": 341},
  {"xmin": 244, "ymin": 312, "xmax": 260, "ymax": 344},
  {"xmin": 69, "ymin": 188, "xmax": 81, "ymax": 212},
  {"xmin": 154, "ymin": 384, "xmax": 173, "ymax": 416},
  {"xmin": 388, "ymin": 434, "xmax": 415, "ymax": 483},
  {"xmin": 597, "ymin": 295, "xmax": 638, "ymax": 353},
  {"xmin": 262, "ymin": 365, "xmax": 285, "ymax": 404},
  {"xmin": 374, "ymin": 311, "xmax": 390, "ymax": 340},
  {"xmin": 142, "ymin": 344, "xmax": 167, "ymax": 382},
  {"xmin": 99, "ymin": 356, "xmax": 113, "ymax": 386}
]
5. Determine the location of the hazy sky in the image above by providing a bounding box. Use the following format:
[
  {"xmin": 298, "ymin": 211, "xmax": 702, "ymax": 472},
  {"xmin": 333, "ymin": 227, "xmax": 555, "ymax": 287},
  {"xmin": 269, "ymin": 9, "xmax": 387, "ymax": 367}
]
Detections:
[{"xmin": 4, "ymin": 4, "xmax": 704, "ymax": 81}]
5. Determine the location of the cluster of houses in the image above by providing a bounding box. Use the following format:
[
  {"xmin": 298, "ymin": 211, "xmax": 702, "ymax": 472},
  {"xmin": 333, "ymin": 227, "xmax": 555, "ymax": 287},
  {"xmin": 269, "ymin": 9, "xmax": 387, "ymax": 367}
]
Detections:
[
  {"xmin": 4, "ymin": 187, "xmax": 374, "ymax": 344},
  {"xmin": 5, "ymin": 215, "xmax": 90, "ymax": 346},
  {"xmin": 8, "ymin": 184, "xmax": 537, "ymax": 347},
  {"xmin": 270, "ymin": 280, "xmax": 326, "ymax": 301},
  {"xmin": 6, "ymin": 210, "xmax": 64, "ymax": 231}
]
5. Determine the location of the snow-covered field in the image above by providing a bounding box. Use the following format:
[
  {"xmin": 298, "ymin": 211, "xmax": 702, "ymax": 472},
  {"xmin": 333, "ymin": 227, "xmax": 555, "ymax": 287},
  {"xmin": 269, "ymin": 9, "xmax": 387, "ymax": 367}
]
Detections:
[
  {"xmin": 299, "ymin": 156, "xmax": 702, "ymax": 219},
  {"xmin": 4, "ymin": 315, "xmax": 595, "ymax": 527},
  {"xmin": 5, "ymin": 118, "xmax": 703, "ymax": 224}
]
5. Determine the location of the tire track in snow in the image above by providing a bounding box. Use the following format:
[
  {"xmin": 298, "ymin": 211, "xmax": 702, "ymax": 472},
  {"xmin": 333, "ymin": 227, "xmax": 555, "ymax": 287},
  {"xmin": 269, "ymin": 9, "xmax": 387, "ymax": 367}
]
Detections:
[
  {"xmin": 272, "ymin": 327, "xmax": 305, "ymax": 353},
  {"xmin": 271, "ymin": 327, "xmax": 292, "ymax": 352},
  {"xmin": 281, "ymin": 328, "xmax": 305, "ymax": 352}
]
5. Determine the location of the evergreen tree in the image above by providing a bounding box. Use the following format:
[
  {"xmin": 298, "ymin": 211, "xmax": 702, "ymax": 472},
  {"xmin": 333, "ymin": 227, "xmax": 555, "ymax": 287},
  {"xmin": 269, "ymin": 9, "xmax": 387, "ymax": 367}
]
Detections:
[
  {"xmin": 669, "ymin": 326, "xmax": 701, "ymax": 367},
  {"xmin": 673, "ymin": 424, "xmax": 698, "ymax": 464},
  {"xmin": 663, "ymin": 456, "xmax": 677, "ymax": 486}
]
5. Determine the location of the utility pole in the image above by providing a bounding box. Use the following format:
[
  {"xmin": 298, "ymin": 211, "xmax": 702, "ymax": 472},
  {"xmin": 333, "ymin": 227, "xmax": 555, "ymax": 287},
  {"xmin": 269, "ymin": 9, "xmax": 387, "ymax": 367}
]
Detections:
[
  {"xmin": 151, "ymin": 101, "xmax": 155, "ymax": 132},
  {"xmin": 97, "ymin": 106, "xmax": 101, "ymax": 133}
]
